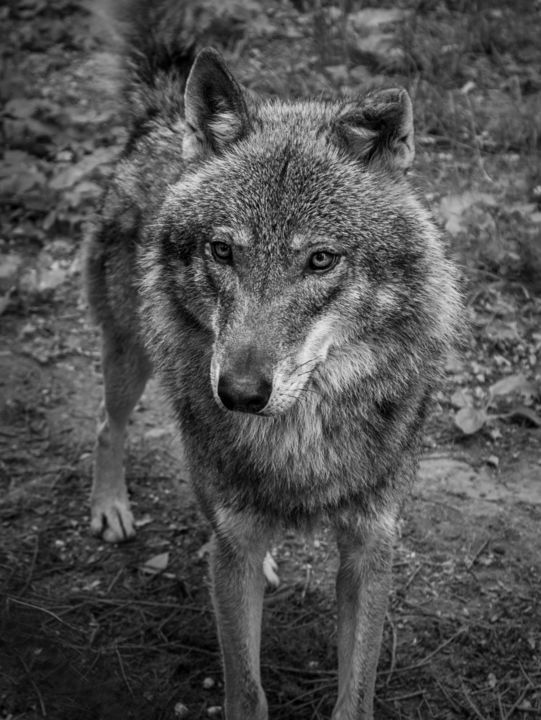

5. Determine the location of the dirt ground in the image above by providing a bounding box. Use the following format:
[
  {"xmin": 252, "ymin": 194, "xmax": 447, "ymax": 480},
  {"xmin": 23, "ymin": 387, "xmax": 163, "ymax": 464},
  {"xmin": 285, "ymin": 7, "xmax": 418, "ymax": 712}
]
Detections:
[{"xmin": 1, "ymin": 1, "xmax": 540, "ymax": 719}]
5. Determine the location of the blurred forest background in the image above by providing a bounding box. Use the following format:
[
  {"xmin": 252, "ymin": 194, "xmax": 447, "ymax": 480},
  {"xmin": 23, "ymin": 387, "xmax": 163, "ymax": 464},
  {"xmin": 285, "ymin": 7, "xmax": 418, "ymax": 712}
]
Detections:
[{"xmin": 1, "ymin": 1, "xmax": 540, "ymax": 719}]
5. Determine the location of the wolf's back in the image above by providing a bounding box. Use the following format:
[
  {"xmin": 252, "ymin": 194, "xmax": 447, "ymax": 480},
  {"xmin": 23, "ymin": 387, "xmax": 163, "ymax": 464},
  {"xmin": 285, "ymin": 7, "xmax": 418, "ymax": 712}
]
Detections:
[{"xmin": 96, "ymin": 0, "xmax": 199, "ymax": 128}]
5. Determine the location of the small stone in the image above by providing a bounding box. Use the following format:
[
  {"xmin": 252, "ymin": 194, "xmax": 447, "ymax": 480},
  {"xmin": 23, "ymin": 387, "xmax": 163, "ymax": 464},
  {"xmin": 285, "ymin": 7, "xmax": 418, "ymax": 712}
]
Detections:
[
  {"xmin": 202, "ymin": 677, "xmax": 215, "ymax": 689},
  {"xmin": 488, "ymin": 427, "xmax": 502, "ymax": 441},
  {"xmin": 174, "ymin": 702, "xmax": 189, "ymax": 718},
  {"xmin": 207, "ymin": 707, "xmax": 222, "ymax": 717}
]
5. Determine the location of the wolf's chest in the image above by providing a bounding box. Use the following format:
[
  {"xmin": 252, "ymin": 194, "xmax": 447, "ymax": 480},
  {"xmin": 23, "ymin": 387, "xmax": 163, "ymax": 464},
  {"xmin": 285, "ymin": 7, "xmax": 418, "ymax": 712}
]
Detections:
[{"xmin": 215, "ymin": 395, "xmax": 378, "ymax": 523}]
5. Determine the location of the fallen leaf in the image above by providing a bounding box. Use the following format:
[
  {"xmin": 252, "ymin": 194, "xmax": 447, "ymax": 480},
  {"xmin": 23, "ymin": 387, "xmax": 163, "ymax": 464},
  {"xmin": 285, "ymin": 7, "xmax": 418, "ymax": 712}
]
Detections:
[
  {"xmin": 49, "ymin": 148, "xmax": 114, "ymax": 190},
  {"xmin": 445, "ymin": 352, "xmax": 464, "ymax": 374},
  {"xmin": 507, "ymin": 406, "xmax": 541, "ymax": 428},
  {"xmin": 0, "ymin": 167, "xmax": 47, "ymax": 196},
  {"xmin": 134, "ymin": 515, "xmax": 153, "ymax": 529},
  {"xmin": 454, "ymin": 407, "xmax": 488, "ymax": 435},
  {"xmin": 450, "ymin": 388, "xmax": 472, "ymax": 409},
  {"xmin": 0, "ymin": 253, "xmax": 23, "ymax": 291},
  {"xmin": 173, "ymin": 702, "xmax": 190, "ymax": 719},
  {"xmin": 64, "ymin": 180, "xmax": 102, "ymax": 208},
  {"xmin": 484, "ymin": 320, "xmax": 520, "ymax": 343},
  {"xmin": 3, "ymin": 97, "xmax": 43, "ymax": 119},
  {"xmin": 144, "ymin": 426, "xmax": 174, "ymax": 440},
  {"xmin": 439, "ymin": 191, "xmax": 497, "ymax": 237},
  {"xmin": 350, "ymin": 8, "xmax": 410, "ymax": 28},
  {"xmin": 325, "ymin": 64, "xmax": 349, "ymax": 84},
  {"xmin": 143, "ymin": 552, "xmax": 169, "ymax": 573},
  {"xmin": 0, "ymin": 290, "xmax": 15, "ymax": 316},
  {"xmin": 488, "ymin": 373, "xmax": 537, "ymax": 401}
]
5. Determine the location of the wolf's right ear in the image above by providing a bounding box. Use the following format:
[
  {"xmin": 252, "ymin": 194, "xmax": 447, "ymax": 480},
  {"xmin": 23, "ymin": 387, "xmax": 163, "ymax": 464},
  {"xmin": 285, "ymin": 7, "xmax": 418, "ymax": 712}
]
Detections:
[
  {"xmin": 183, "ymin": 48, "xmax": 250, "ymax": 161},
  {"xmin": 332, "ymin": 88, "xmax": 415, "ymax": 171}
]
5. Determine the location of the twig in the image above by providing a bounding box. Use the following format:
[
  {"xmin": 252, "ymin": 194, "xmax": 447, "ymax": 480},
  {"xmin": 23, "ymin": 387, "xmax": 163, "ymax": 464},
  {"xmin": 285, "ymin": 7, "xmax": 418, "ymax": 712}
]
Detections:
[
  {"xmin": 404, "ymin": 563, "xmax": 422, "ymax": 591},
  {"xmin": 121, "ymin": 641, "xmax": 217, "ymax": 657},
  {"xmin": 66, "ymin": 595, "xmax": 206, "ymax": 612},
  {"xmin": 434, "ymin": 677, "xmax": 461, "ymax": 711},
  {"xmin": 387, "ymin": 689, "xmax": 425, "ymax": 702},
  {"xmin": 17, "ymin": 653, "xmax": 47, "ymax": 717},
  {"xmin": 115, "ymin": 644, "xmax": 134, "ymax": 697},
  {"xmin": 461, "ymin": 682, "xmax": 489, "ymax": 720},
  {"xmin": 379, "ymin": 627, "xmax": 466, "ymax": 676},
  {"xmin": 264, "ymin": 585, "xmax": 297, "ymax": 607},
  {"xmin": 7, "ymin": 597, "xmax": 81, "ymax": 633},
  {"xmin": 504, "ymin": 689, "xmax": 528, "ymax": 720},
  {"xmin": 518, "ymin": 661, "xmax": 535, "ymax": 688},
  {"xmin": 416, "ymin": 497, "xmax": 463, "ymax": 514},
  {"xmin": 105, "ymin": 567, "xmax": 124, "ymax": 595},
  {"xmin": 309, "ymin": 693, "xmax": 326, "ymax": 720},
  {"xmin": 504, "ymin": 664, "xmax": 535, "ymax": 719},
  {"xmin": 301, "ymin": 563, "xmax": 312, "ymax": 602},
  {"xmin": 262, "ymin": 663, "xmax": 336, "ymax": 678},
  {"xmin": 374, "ymin": 697, "xmax": 403, "ymax": 718},
  {"xmin": 279, "ymin": 682, "xmax": 336, "ymax": 709},
  {"xmin": 465, "ymin": 539, "xmax": 489, "ymax": 570}
]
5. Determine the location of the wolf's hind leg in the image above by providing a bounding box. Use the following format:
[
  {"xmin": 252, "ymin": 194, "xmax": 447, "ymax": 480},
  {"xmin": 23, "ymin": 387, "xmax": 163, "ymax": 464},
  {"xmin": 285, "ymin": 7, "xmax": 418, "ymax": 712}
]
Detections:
[{"xmin": 91, "ymin": 329, "xmax": 151, "ymax": 542}]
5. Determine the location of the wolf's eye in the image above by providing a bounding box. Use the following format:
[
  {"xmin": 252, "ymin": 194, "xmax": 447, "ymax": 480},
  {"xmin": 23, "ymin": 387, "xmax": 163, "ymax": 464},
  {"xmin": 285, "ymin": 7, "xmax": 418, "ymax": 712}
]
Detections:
[
  {"xmin": 307, "ymin": 250, "xmax": 339, "ymax": 274},
  {"xmin": 210, "ymin": 241, "xmax": 233, "ymax": 265}
]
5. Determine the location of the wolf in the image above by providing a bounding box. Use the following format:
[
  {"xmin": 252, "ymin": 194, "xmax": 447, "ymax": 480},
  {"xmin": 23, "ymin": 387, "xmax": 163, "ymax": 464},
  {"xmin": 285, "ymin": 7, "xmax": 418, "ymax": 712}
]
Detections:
[{"xmin": 85, "ymin": 1, "xmax": 460, "ymax": 717}]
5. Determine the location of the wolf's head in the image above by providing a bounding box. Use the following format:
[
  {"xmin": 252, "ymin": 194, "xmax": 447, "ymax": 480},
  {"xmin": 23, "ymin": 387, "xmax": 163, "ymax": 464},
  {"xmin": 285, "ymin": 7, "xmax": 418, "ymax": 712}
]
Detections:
[{"xmin": 142, "ymin": 49, "xmax": 459, "ymax": 417}]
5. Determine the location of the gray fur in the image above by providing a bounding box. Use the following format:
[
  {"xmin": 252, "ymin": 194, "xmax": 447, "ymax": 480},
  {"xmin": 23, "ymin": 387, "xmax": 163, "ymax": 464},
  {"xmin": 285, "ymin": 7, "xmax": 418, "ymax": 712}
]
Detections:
[{"xmin": 86, "ymin": 2, "xmax": 460, "ymax": 717}]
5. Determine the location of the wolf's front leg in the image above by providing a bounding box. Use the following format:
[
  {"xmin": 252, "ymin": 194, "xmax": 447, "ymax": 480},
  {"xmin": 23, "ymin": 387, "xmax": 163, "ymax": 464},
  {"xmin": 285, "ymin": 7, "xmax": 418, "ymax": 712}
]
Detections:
[
  {"xmin": 332, "ymin": 512, "xmax": 396, "ymax": 720},
  {"xmin": 91, "ymin": 331, "xmax": 151, "ymax": 542},
  {"xmin": 210, "ymin": 511, "xmax": 270, "ymax": 720}
]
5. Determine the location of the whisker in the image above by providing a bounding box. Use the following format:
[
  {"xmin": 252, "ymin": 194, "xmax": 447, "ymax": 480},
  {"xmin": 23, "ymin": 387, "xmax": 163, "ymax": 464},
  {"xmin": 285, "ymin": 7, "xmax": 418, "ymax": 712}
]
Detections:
[{"xmin": 292, "ymin": 356, "xmax": 320, "ymax": 371}]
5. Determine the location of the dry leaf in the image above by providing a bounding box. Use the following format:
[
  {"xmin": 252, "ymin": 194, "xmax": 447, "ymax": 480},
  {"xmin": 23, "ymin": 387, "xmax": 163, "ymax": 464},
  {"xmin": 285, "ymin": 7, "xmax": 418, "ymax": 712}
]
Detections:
[
  {"xmin": 450, "ymin": 388, "xmax": 472, "ymax": 409},
  {"xmin": 350, "ymin": 8, "xmax": 410, "ymax": 28},
  {"xmin": 454, "ymin": 407, "xmax": 487, "ymax": 435},
  {"xmin": 143, "ymin": 552, "xmax": 169, "ymax": 573},
  {"xmin": 439, "ymin": 191, "xmax": 497, "ymax": 237},
  {"xmin": 508, "ymin": 406, "xmax": 541, "ymax": 428},
  {"xmin": 489, "ymin": 374, "xmax": 537, "ymax": 401}
]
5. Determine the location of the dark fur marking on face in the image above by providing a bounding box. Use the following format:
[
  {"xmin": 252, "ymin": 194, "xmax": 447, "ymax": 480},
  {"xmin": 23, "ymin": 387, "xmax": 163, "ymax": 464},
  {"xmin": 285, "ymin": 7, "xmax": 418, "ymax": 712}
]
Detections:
[
  {"xmin": 203, "ymin": 262, "xmax": 220, "ymax": 295},
  {"xmin": 162, "ymin": 224, "xmax": 201, "ymax": 267},
  {"xmin": 376, "ymin": 398, "xmax": 397, "ymax": 423},
  {"xmin": 278, "ymin": 154, "xmax": 290, "ymax": 186}
]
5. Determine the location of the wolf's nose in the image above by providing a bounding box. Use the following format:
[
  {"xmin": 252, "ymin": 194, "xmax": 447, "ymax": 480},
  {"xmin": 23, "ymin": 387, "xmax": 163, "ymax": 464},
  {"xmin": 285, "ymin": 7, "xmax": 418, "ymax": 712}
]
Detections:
[{"xmin": 217, "ymin": 373, "xmax": 272, "ymax": 413}]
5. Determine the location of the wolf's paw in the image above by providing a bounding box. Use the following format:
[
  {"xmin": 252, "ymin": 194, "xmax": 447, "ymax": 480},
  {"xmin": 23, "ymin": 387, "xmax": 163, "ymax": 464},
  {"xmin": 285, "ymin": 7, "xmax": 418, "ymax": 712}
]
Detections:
[
  {"xmin": 91, "ymin": 498, "xmax": 135, "ymax": 543},
  {"xmin": 263, "ymin": 551, "xmax": 280, "ymax": 587}
]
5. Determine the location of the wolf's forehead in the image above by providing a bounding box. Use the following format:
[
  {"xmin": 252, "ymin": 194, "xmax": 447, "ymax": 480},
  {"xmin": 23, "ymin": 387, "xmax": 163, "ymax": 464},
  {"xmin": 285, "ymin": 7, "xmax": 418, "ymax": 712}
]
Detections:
[{"xmin": 216, "ymin": 224, "xmax": 326, "ymax": 250}]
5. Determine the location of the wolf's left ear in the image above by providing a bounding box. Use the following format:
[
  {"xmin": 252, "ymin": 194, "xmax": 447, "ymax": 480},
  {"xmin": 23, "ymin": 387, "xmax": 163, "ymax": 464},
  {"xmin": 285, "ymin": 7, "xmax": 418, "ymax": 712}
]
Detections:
[
  {"xmin": 183, "ymin": 48, "xmax": 250, "ymax": 161},
  {"xmin": 332, "ymin": 88, "xmax": 414, "ymax": 171}
]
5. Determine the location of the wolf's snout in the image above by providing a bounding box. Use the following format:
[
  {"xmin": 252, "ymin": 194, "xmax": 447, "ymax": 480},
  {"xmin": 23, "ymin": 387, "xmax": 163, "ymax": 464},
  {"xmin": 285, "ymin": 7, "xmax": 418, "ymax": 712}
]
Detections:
[
  {"xmin": 218, "ymin": 372, "xmax": 272, "ymax": 413},
  {"xmin": 217, "ymin": 346, "xmax": 273, "ymax": 413}
]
